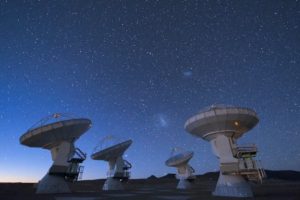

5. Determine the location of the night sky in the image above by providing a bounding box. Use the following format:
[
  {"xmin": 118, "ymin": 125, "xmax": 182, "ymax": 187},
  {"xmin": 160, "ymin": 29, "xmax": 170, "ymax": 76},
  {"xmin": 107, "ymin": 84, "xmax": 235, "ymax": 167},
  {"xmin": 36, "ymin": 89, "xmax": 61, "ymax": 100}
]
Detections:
[{"xmin": 0, "ymin": 0, "xmax": 299, "ymax": 182}]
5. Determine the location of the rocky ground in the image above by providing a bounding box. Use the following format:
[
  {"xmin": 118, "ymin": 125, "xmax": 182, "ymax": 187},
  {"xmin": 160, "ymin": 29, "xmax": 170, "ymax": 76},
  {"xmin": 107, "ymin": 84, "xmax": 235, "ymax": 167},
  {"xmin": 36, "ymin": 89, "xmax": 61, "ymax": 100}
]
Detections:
[{"xmin": 1, "ymin": 171, "xmax": 300, "ymax": 200}]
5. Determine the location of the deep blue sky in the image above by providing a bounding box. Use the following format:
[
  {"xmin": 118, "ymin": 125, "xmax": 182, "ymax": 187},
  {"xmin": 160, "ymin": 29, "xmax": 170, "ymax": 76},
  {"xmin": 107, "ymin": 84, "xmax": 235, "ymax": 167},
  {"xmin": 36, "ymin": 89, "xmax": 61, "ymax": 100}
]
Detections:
[{"xmin": 0, "ymin": 0, "xmax": 299, "ymax": 182}]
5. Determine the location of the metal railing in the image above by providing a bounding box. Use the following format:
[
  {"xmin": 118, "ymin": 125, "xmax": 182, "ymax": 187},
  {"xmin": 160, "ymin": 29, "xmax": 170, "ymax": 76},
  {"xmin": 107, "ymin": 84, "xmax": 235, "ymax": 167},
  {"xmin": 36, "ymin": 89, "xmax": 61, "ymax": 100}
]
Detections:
[
  {"xmin": 68, "ymin": 148, "xmax": 87, "ymax": 163},
  {"xmin": 233, "ymin": 144, "xmax": 258, "ymax": 158},
  {"xmin": 220, "ymin": 158, "xmax": 266, "ymax": 183}
]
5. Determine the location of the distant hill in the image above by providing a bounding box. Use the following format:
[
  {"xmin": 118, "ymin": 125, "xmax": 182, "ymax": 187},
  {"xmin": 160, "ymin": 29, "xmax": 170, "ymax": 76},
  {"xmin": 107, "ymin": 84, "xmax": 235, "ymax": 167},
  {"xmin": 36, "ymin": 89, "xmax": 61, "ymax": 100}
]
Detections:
[
  {"xmin": 265, "ymin": 170, "xmax": 300, "ymax": 181},
  {"xmin": 158, "ymin": 173, "xmax": 176, "ymax": 179},
  {"xmin": 146, "ymin": 170, "xmax": 300, "ymax": 182},
  {"xmin": 196, "ymin": 170, "xmax": 300, "ymax": 181},
  {"xmin": 147, "ymin": 175, "xmax": 158, "ymax": 180},
  {"xmin": 196, "ymin": 171, "xmax": 219, "ymax": 181}
]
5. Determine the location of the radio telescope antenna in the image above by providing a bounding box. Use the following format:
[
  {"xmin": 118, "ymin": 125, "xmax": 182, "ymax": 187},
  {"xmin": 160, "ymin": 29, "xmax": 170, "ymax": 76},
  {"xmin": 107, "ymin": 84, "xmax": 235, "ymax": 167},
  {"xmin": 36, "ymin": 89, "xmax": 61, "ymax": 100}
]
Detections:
[
  {"xmin": 185, "ymin": 105, "xmax": 266, "ymax": 197},
  {"xmin": 165, "ymin": 148, "xmax": 195, "ymax": 189},
  {"xmin": 91, "ymin": 136, "xmax": 133, "ymax": 190},
  {"xmin": 19, "ymin": 113, "xmax": 91, "ymax": 194}
]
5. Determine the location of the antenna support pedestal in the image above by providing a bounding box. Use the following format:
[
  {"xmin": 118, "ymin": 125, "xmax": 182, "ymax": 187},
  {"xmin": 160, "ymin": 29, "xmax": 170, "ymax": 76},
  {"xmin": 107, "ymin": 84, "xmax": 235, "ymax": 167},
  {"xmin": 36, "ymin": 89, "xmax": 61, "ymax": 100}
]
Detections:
[
  {"xmin": 36, "ymin": 174, "xmax": 70, "ymax": 194},
  {"xmin": 177, "ymin": 177, "xmax": 192, "ymax": 189},
  {"xmin": 213, "ymin": 172, "xmax": 253, "ymax": 197},
  {"xmin": 36, "ymin": 143, "xmax": 87, "ymax": 193},
  {"xmin": 103, "ymin": 177, "xmax": 124, "ymax": 190}
]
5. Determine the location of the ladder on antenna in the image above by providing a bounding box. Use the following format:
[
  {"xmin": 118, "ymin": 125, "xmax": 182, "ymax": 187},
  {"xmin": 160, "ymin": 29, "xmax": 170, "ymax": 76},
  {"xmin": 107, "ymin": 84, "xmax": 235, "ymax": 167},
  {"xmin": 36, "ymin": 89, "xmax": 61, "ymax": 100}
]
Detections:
[
  {"xmin": 77, "ymin": 166, "xmax": 84, "ymax": 180},
  {"xmin": 65, "ymin": 148, "xmax": 87, "ymax": 182}
]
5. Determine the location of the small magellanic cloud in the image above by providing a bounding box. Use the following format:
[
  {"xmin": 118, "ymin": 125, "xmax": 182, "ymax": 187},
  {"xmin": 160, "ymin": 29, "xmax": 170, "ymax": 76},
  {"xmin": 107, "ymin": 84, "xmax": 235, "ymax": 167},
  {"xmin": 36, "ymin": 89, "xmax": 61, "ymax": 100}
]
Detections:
[
  {"xmin": 154, "ymin": 113, "xmax": 169, "ymax": 128},
  {"xmin": 182, "ymin": 69, "xmax": 193, "ymax": 78}
]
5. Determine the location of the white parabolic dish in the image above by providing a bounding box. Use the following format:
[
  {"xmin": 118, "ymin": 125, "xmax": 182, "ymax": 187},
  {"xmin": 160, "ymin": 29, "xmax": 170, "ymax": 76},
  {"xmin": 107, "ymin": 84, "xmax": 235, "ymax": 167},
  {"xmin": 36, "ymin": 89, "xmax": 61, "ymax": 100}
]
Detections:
[
  {"xmin": 20, "ymin": 118, "xmax": 92, "ymax": 149},
  {"xmin": 91, "ymin": 139, "xmax": 133, "ymax": 161},
  {"xmin": 165, "ymin": 151, "xmax": 194, "ymax": 167},
  {"xmin": 184, "ymin": 105, "xmax": 259, "ymax": 141}
]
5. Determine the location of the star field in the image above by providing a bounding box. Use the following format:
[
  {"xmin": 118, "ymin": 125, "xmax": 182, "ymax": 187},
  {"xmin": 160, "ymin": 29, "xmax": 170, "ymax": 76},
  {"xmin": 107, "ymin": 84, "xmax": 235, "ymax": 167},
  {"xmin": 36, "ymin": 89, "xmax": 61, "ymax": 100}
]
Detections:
[{"xmin": 0, "ymin": 0, "xmax": 299, "ymax": 182}]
